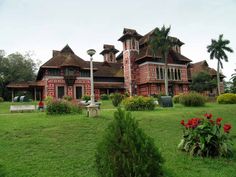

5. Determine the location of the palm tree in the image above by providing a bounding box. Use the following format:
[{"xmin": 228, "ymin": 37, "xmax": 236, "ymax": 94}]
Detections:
[
  {"xmin": 207, "ymin": 34, "xmax": 234, "ymax": 95},
  {"xmin": 149, "ymin": 26, "xmax": 175, "ymax": 96}
]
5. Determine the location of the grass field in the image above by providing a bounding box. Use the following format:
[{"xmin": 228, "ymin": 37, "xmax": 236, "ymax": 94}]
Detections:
[{"xmin": 0, "ymin": 101, "xmax": 236, "ymax": 177}]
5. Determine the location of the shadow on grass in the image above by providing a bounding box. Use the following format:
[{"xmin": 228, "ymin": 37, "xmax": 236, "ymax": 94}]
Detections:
[{"xmin": 0, "ymin": 165, "xmax": 6, "ymax": 177}]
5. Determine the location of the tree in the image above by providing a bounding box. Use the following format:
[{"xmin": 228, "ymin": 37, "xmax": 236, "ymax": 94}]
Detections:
[
  {"xmin": 190, "ymin": 72, "xmax": 217, "ymax": 93},
  {"xmin": 96, "ymin": 108, "xmax": 164, "ymax": 177},
  {"xmin": 229, "ymin": 69, "xmax": 236, "ymax": 93},
  {"xmin": 149, "ymin": 26, "xmax": 176, "ymax": 96},
  {"xmin": 207, "ymin": 34, "xmax": 234, "ymax": 95},
  {"xmin": 0, "ymin": 51, "xmax": 38, "ymax": 100}
]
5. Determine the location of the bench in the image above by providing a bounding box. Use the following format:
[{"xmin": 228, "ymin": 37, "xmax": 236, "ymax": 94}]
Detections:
[{"xmin": 10, "ymin": 105, "xmax": 36, "ymax": 112}]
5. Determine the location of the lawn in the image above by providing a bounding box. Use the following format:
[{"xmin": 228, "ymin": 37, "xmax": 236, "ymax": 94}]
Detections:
[{"xmin": 0, "ymin": 101, "xmax": 236, "ymax": 177}]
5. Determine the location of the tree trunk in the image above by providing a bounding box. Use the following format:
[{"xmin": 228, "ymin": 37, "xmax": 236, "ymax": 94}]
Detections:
[
  {"xmin": 164, "ymin": 53, "xmax": 168, "ymax": 96},
  {"xmin": 217, "ymin": 60, "xmax": 221, "ymax": 95}
]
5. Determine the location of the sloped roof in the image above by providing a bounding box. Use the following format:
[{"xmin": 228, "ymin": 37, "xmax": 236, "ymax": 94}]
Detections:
[
  {"xmin": 118, "ymin": 28, "xmax": 143, "ymax": 41},
  {"xmin": 41, "ymin": 45, "xmax": 89, "ymax": 69},
  {"xmin": 93, "ymin": 62, "xmax": 123, "ymax": 77},
  {"xmin": 188, "ymin": 60, "xmax": 225, "ymax": 79},
  {"xmin": 100, "ymin": 44, "xmax": 119, "ymax": 55}
]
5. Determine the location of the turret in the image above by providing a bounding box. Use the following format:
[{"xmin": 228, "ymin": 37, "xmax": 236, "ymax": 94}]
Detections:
[{"xmin": 100, "ymin": 44, "xmax": 119, "ymax": 63}]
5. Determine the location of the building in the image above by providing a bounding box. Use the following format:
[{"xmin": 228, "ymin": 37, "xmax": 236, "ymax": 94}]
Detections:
[{"xmin": 7, "ymin": 28, "xmax": 224, "ymax": 100}]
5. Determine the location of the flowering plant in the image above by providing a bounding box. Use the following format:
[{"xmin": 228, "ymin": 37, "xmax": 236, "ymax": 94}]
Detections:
[{"xmin": 178, "ymin": 113, "xmax": 233, "ymax": 157}]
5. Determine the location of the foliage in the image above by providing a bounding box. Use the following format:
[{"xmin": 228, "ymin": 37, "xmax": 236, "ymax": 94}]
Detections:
[
  {"xmin": 111, "ymin": 93, "xmax": 123, "ymax": 107},
  {"xmin": 228, "ymin": 70, "xmax": 236, "ymax": 93},
  {"xmin": 63, "ymin": 95, "xmax": 73, "ymax": 101},
  {"xmin": 82, "ymin": 95, "xmax": 90, "ymax": 102},
  {"xmin": 151, "ymin": 93, "xmax": 166, "ymax": 103},
  {"xmin": 0, "ymin": 97, "xmax": 4, "ymax": 102},
  {"xmin": 178, "ymin": 113, "xmax": 233, "ymax": 157},
  {"xmin": 44, "ymin": 96, "xmax": 53, "ymax": 105},
  {"xmin": 217, "ymin": 93, "xmax": 236, "ymax": 104},
  {"xmin": 173, "ymin": 94, "xmax": 182, "ymax": 104},
  {"xmin": 190, "ymin": 72, "xmax": 217, "ymax": 92},
  {"xmin": 0, "ymin": 51, "xmax": 38, "ymax": 100},
  {"xmin": 179, "ymin": 92, "xmax": 206, "ymax": 107},
  {"xmin": 100, "ymin": 94, "xmax": 109, "ymax": 100},
  {"xmin": 46, "ymin": 99, "xmax": 82, "ymax": 115},
  {"xmin": 149, "ymin": 26, "xmax": 177, "ymax": 95},
  {"xmin": 207, "ymin": 34, "xmax": 234, "ymax": 95},
  {"xmin": 123, "ymin": 96, "xmax": 155, "ymax": 111},
  {"xmin": 96, "ymin": 108, "xmax": 164, "ymax": 177}
]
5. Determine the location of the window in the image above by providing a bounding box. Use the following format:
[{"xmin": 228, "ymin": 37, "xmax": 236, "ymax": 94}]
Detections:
[
  {"xmin": 178, "ymin": 69, "xmax": 181, "ymax": 80},
  {"xmin": 48, "ymin": 69, "xmax": 60, "ymax": 76},
  {"xmin": 156, "ymin": 67, "xmax": 160, "ymax": 79},
  {"xmin": 132, "ymin": 38, "xmax": 135, "ymax": 49},
  {"xmin": 75, "ymin": 86, "xmax": 82, "ymax": 99},
  {"xmin": 65, "ymin": 67, "xmax": 75, "ymax": 76},
  {"xmin": 57, "ymin": 86, "xmax": 65, "ymax": 98},
  {"xmin": 79, "ymin": 70, "xmax": 90, "ymax": 77},
  {"xmin": 168, "ymin": 69, "xmax": 170, "ymax": 79},
  {"xmin": 160, "ymin": 68, "xmax": 163, "ymax": 79}
]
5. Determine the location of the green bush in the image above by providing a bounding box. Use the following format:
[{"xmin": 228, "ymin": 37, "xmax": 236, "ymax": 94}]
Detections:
[
  {"xmin": 111, "ymin": 93, "xmax": 123, "ymax": 107},
  {"xmin": 82, "ymin": 95, "xmax": 90, "ymax": 102},
  {"xmin": 46, "ymin": 99, "xmax": 82, "ymax": 115},
  {"xmin": 123, "ymin": 96, "xmax": 155, "ymax": 111},
  {"xmin": 173, "ymin": 94, "xmax": 182, "ymax": 104},
  {"xmin": 0, "ymin": 97, "xmax": 4, "ymax": 102},
  {"xmin": 100, "ymin": 94, "xmax": 109, "ymax": 100},
  {"xmin": 217, "ymin": 93, "xmax": 236, "ymax": 104},
  {"xmin": 178, "ymin": 114, "xmax": 233, "ymax": 157},
  {"xmin": 179, "ymin": 92, "xmax": 205, "ymax": 107},
  {"xmin": 109, "ymin": 93, "xmax": 114, "ymax": 100},
  {"xmin": 44, "ymin": 96, "xmax": 53, "ymax": 105},
  {"xmin": 96, "ymin": 108, "xmax": 164, "ymax": 177},
  {"xmin": 152, "ymin": 93, "xmax": 166, "ymax": 103},
  {"xmin": 63, "ymin": 95, "xmax": 73, "ymax": 101}
]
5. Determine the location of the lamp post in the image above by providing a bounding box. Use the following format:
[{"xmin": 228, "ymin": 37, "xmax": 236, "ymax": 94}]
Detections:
[
  {"xmin": 87, "ymin": 49, "xmax": 96, "ymax": 106},
  {"xmin": 86, "ymin": 49, "xmax": 99, "ymax": 117}
]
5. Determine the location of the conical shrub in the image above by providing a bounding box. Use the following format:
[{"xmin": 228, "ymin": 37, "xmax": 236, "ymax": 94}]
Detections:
[{"xmin": 96, "ymin": 108, "xmax": 164, "ymax": 177}]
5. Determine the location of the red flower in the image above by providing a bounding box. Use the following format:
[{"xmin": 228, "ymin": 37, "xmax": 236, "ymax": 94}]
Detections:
[
  {"xmin": 223, "ymin": 124, "xmax": 232, "ymax": 133},
  {"xmin": 209, "ymin": 119, "xmax": 214, "ymax": 125},
  {"xmin": 204, "ymin": 113, "xmax": 212, "ymax": 119},
  {"xmin": 180, "ymin": 120, "xmax": 185, "ymax": 126},
  {"xmin": 216, "ymin": 117, "xmax": 223, "ymax": 125}
]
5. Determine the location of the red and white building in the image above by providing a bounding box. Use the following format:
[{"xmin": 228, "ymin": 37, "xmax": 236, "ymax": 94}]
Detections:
[{"xmin": 7, "ymin": 28, "xmax": 224, "ymax": 100}]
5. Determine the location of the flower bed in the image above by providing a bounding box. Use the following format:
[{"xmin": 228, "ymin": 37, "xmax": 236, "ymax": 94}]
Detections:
[{"xmin": 178, "ymin": 113, "xmax": 233, "ymax": 157}]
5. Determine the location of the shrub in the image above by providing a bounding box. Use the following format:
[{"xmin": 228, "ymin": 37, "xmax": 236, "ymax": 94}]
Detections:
[
  {"xmin": 217, "ymin": 93, "xmax": 236, "ymax": 104},
  {"xmin": 178, "ymin": 113, "xmax": 233, "ymax": 157},
  {"xmin": 111, "ymin": 93, "xmax": 123, "ymax": 107},
  {"xmin": 152, "ymin": 93, "xmax": 166, "ymax": 103},
  {"xmin": 100, "ymin": 94, "xmax": 109, "ymax": 100},
  {"xmin": 123, "ymin": 96, "xmax": 155, "ymax": 111},
  {"xmin": 173, "ymin": 94, "xmax": 182, "ymax": 104},
  {"xmin": 44, "ymin": 96, "xmax": 53, "ymax": 105},
  {"xmin": 82, "ymin": 95, "xmax": 90, "ymax": 102},
  {"xmin": 0, "ymin": 97, "xmax": 4, "ymax": 102},
  {"xmin": 109, "ymin": 93, "xmax": 114, "ymax": 100},
  {"xmin": 46, "ymin": 99, "xmax": 82, "ymax": 115},
  {"xmin": 96, "ymin": 108, "xmax": 164, "ymax": 177},
  {"xmin": 179, "ymin": 92, "xmax": 205, "ymax": 107},
  {"xmin": 63, "ymin": 95, "xmax": 73, "ymax": 101}
]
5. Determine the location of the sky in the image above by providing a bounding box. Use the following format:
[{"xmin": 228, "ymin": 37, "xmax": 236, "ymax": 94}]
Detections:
[{"xmin": 0, "ymin": 0, "xmax": 236, "ymax": 80}]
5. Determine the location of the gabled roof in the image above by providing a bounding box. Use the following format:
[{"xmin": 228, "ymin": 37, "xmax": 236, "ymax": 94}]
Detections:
[
  {"xmin": 188, "ymin": 60, "xmax": 225, "ymax": 79},
  {"xmin": 139, "ymin": 27, "xmax": 184, "ymax": 46},
  {"xmin": 40, "ymin": 45, "xmax": 89, "ymax": 69}
]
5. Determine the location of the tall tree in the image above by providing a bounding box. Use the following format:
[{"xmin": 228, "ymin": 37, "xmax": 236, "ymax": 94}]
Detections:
[
  {"xmin": 0, "ymin": 51, "xmax": 37, "ymax": 100},
  {"xmin": 207, "ymin": 34, "xmax": 234, "ymax": 95},
  {"xmin": 149, "ymin": 26, "xmax": 176, "ymax": 95}
]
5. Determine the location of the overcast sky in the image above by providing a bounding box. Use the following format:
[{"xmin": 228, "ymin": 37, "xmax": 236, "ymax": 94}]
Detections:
[{"xmin": 0, "ymin": 0, "xmax": 235, "ymax": 80}]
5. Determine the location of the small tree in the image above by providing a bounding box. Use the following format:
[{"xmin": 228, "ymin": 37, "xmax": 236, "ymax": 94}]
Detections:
[
  {"xmin": 190, "ymin": 72, "xmax": 216, "ymax": 93},
  {"xmin": 96, "ymin": 108, "xmax": 164, "ymax": 177},
  {"xmin": 111, "ymin": 93, "xmax": 123, "ymax": 107}
]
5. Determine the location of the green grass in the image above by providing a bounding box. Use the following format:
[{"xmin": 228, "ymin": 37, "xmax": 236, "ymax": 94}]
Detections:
[{"xmin": 0, "ymin": 101, "xmax": 236, "ymax": 177}]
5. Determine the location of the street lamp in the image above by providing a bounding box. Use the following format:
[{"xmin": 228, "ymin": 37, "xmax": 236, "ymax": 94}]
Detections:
[
  {"xmin": 86, "ymin": 49, "xmax": 99, "ymax": 117},
  {"xmin": 87, "ymin": 49, "xmax": 96, "ymax": 106}
]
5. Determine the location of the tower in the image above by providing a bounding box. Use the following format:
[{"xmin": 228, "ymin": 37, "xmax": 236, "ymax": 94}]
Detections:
[
  {"xmin": 118, "ymin": 28, "xmax": 142, "ymax": 96},
  {"xmin": 100, "ymin": 44, "xmax": 119, "ymax": 63}
]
